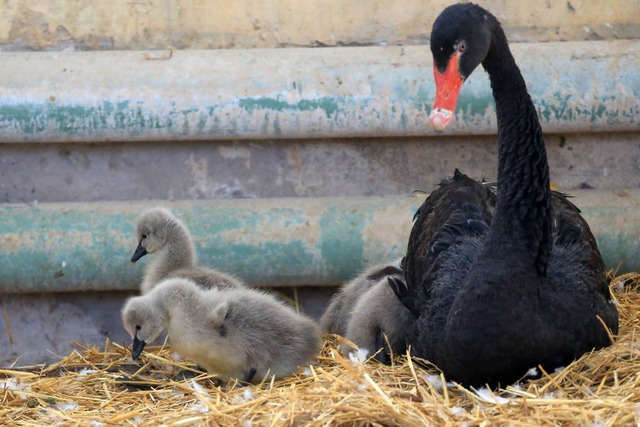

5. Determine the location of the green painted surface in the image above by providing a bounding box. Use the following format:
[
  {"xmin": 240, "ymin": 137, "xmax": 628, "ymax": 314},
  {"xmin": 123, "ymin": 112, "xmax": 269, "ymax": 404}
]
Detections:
[
  {"xmin": 0, "ymin": 197, "xmax": 419, "ymax": 293},
  {"xmin": 1, "ymin": 86, "xmax": 637, "ymax": 141},
  {"xmin": 319, "ymin": 204, "xmax": 366, "ymax": 280},
  {"xmin": 186, "ymin": 204, "xmax": 322, "ymax": 285},
  {"xmin": 238, "ymin": 97, "xmax": 340, "ymax": 119},
  {"xmin": 0, "ymin": 43, "xmax": 637, "ymax": 142},
  {"xmin": 569, "ymin": 203, "xmax": 640, "ymax": 273},
  {"xmin": 0, "ymin": 193, "xmax": 638, "ymax": 293}
]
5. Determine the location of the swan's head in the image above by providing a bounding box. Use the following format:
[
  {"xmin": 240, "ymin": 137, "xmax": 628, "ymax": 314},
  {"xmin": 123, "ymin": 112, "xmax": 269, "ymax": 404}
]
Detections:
[
  {"xmin": 428, "ymin": 3, "xmax": 494, "ymax": 131},
  {"xmin": 121, "ymin": 295, "xmax": 166, "ymax": 359},
  {"xmin": 131, "ymin": 207, "xmax": 182, "ymax": 263}
]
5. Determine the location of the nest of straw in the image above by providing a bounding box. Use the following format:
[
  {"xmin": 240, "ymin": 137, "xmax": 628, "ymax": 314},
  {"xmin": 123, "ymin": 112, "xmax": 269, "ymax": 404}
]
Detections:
[{"xmin": 2, "ymin": 272, "xmax": 640, "ymax": 426}]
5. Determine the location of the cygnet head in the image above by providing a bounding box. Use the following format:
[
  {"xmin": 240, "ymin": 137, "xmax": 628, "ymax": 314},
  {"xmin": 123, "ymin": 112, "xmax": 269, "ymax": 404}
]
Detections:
[
  {"xmin": 131, "ymin": 207, "xmax": 184, "ymax": 263},
  {"xmin": 121, "ymin": 296, "xmax": 166, "ymax": 359}
]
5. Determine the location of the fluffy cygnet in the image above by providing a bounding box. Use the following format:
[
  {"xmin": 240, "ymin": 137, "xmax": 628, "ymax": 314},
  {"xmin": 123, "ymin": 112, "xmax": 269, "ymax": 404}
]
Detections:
[
  {"xmin": 340, "ymin": 275, "xmax": 416, "ymax": 362},
  {"xmin": 320, "ymin": 259, "xmax": 404, "ymax": 336},
  {"xmin": 131, "ymin": 207, "xmax": 243, "ymax": 294},
  {"xmin": 121, "ymin": 278, "xmax": 321, "ymax": 383}
]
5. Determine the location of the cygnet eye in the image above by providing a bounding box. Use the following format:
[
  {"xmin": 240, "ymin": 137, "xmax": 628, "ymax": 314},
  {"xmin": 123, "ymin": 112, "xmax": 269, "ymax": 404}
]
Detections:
[
  {"xmin": 136, "ymin": 325, "xmax": 141, "ymax": 331},
  {"xmin": 141, "ymin": 233, "xmax": 147, "ymax": 240}
]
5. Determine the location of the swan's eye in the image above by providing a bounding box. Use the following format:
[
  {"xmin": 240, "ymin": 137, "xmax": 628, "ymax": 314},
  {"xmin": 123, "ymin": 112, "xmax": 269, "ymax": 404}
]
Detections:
[
  {"xmin": 136, "ymin": 325, "xmax": 141, "ymax": 331},
  {"xmin": 141, "ymin": 234, "xmax": 147, "ymax": 240},
  {"xmin": 457, "ymin": 41, "xmax": 467, "ymax": 53}
]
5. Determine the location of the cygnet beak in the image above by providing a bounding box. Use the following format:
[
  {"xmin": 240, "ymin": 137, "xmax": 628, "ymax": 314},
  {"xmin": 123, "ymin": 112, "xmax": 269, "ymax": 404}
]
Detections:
[
  {"xmin": 132, "ymin": 335, "xmax": 146, "ymax": 359},
  {"xmin": 130, "ymin": 241, "xmax": 148, "ymax": 263}
]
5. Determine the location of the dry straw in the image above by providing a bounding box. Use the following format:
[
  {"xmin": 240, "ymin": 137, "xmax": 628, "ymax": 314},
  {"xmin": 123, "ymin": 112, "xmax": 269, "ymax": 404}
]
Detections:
[{"xmin": 2, "ymin": 272, "xmax": 640, "ymax": 426}]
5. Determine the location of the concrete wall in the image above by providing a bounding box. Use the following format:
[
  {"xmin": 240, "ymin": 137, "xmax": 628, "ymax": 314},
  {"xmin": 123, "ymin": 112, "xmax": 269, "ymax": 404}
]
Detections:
[
  {"xmin": 2, "ymin": 133, "xmax": 640, "ymax": 205},
  {"xmin": 1, "ymin": 0, "xmax": 639, "ymax": 366},
  {"xmin": 1, "ymin": 0, "xmax": 638, "ymax": 50}
]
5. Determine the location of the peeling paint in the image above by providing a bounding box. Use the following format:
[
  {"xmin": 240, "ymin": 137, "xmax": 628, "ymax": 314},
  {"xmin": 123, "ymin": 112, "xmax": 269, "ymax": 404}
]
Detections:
[
  {"xmin": 238, "ymin": 97, "xmax": 340, "ymax": 120},
  {"xmin": 0, "ymin": 42, "xmax": 637, "ymax": 143},
  {"xmin": 0, "ymin": 197, "xmax": 419, "ymax": 292},
  {"xmin": 0, "ymin": 191, "xmax": 638, "ymax": 293},
  {"xmin": 361, "ymin": 201, "xmax": 417, "ymax": 260}
]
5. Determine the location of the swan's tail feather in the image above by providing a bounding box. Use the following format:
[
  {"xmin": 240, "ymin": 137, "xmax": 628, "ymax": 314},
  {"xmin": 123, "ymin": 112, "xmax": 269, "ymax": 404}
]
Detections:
[{"xmin": 388, "ymin": 276, "xmax": 420, "ymax": 317}]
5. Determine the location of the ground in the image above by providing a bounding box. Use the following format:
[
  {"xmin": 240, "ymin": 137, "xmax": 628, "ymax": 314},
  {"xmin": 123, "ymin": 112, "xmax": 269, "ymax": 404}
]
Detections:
[{"xmin": 1, "ymin": 273, "xmax": 638, "ymax": 426}]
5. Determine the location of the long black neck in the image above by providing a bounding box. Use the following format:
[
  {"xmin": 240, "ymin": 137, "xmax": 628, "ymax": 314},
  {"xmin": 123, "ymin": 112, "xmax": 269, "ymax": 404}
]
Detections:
[{"xmin": 481, "ymin": 27, "xmax": 552, "ymax": 276}]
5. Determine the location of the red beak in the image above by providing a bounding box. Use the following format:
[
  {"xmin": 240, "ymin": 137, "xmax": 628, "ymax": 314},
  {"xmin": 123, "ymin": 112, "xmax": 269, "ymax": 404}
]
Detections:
[{"xmin": 429, "ymin": 53, "xmax": 463, "ymax": 131}]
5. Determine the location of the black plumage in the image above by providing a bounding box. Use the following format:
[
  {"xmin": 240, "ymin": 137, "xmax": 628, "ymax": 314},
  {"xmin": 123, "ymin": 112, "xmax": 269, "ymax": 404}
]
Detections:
[{"xmin": 396, "ymin": 3, "xmax": 618, "ymax": 387}]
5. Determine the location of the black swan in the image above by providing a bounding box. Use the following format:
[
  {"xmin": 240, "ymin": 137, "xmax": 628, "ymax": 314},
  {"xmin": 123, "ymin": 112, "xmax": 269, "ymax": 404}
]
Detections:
[{"xmin": 391, "ymin": 3, "xmax": 619, "ymax": 387}]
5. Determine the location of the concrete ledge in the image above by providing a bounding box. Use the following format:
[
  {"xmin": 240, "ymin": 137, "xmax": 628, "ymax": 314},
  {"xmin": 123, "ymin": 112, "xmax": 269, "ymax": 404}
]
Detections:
[
  {"xmin": 0, "ymin": 190, "xmax": 638, "ymax": 293},
  {"xmin": 0, "ymin": 41, "xmax": 638, "ymax": 143}
]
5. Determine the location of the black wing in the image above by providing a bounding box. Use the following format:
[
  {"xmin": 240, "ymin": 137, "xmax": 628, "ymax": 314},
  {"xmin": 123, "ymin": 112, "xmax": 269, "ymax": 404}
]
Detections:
[
  {"xmin": 550, "ymin": 191, "xmax": 613, "ymax": 304},
  {"xmin": 402, "ymin": 170, "xmax": 496, "ymax": 305}
]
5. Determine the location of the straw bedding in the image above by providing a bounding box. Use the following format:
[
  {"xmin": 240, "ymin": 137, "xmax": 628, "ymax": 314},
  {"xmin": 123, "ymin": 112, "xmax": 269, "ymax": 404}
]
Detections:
[{"xmin": 2, "ymin": 272, "xmax": 640, "ymax": 426}]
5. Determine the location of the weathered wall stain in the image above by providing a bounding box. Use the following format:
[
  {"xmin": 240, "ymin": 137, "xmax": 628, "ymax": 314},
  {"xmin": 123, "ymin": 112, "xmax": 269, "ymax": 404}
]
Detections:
[{"xmin": 0, "ymin": 0, "xmax": 638, "ymax": 51}]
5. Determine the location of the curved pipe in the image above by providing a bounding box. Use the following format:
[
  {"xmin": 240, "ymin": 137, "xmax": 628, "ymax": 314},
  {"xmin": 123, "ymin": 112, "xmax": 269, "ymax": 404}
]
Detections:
[
  {"xmin": 0, "ymin": 41, "xmax": 637, "ymax": 143},
  {"xmin": 0, "ymin": 191, "xmax": 637, "ymax": 293}
]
